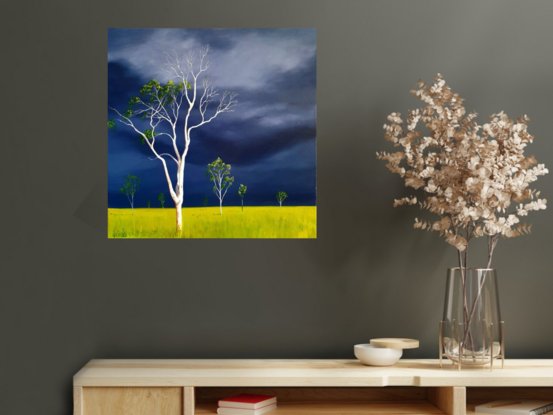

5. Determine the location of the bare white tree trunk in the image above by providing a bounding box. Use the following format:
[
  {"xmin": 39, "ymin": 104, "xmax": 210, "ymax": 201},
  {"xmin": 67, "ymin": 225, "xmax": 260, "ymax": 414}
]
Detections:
[
  {"xmin": 125, "ymin": 192, "xmax": 135, "ymax": 213},
  {"xmin": 212, "ymin": 175, "xmax": 225, "ymax": 215},
  {"xmin": 280, "ymin": 201, "xmax": 282, "ymax": 209},
  {"xmin": 172, "ymin": 159, "xmax": 186, "ymax": 234},
  {"xmin": 175, "ymin": 203, "xmax": 183, "ymax": 234}
]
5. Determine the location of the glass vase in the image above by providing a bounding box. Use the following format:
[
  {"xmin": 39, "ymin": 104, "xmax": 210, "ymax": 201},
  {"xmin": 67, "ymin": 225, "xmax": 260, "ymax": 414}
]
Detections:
[{"xmin": 441, "ymin": 268, "xmax": 503, "ymax": 366}]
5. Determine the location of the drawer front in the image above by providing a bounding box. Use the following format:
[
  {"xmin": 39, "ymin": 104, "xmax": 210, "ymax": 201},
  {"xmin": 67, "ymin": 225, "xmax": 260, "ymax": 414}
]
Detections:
[{"xmin": 82, "ymin": 387, "xmax": 182, "ymax": 415}]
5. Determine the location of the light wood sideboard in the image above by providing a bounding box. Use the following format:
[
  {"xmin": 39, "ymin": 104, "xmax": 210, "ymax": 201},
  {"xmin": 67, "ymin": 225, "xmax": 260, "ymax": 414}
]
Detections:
[{"xmin": 73, "ymin": 359, "xmax": 553, "ymax": 415}]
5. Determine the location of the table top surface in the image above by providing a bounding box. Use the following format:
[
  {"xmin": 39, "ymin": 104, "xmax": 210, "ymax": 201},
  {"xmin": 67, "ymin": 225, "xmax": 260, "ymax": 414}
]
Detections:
[{"xmin": 73, "ymin": 359, "xmax": 553, "ymax": 387}]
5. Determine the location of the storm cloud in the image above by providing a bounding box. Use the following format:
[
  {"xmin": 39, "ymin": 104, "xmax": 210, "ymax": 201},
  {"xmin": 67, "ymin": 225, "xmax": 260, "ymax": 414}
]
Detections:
[{"xmin": 108, "ymin": 28, "xmax": 316, "ymax": 208}]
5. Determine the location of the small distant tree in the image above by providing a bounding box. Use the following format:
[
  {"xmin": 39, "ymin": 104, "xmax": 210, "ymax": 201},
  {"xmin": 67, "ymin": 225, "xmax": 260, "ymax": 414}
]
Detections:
[
  {"xmin": 276, "ymin": 191, "xmax": 288, "ymax": 209},
  {"xmin": 147, "ymin": 200, "xmax": 151, "ymax": 209},
  {"xmin": 207, "ymin": 157, "xmax": 234, "ymax": 215},
  {"xmin": 203, "ymin": 196, "xmax": 208, "ymax": 207},
  {"xmin": 238, "ymin": 184, "xmax": 247, "ymax": 212},
  {"xmin": 120, "ymin": 174, "xmax": 140, "ymax": 212},
  {"xmin": 158, "ymin": 192, "xmax": 165, "ymax": 209}
]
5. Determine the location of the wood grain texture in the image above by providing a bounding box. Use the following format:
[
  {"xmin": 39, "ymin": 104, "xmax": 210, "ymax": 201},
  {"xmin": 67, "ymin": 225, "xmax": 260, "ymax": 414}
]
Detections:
[
  {"xmin": 370, "ymin": 339, "xmax": 419, "ymax": 349},
  {"xmin": 82, "ymin": 387, "xmax": 182, "ymax": 415},
  {"xmin": 427, "ymin": 387, "xmax": 466, "ymax": 415},
  {"xmin": 196, "ymin": 402, "xmax": 443, "ymax": 414},
  {"xmin": 183, "ymin": 386, "xmax": 195, "ymax": 415},
  {"xmin": 196, "ymin": 387, "xmax": 426, "ymax": 403},
  {"xmin": 466, "ymin": 403, "xmax": 480, "ymax": 415},
  {"xmin": 73, "ymin": 387, "xmax": 83, "ymax": 415},
  {"xmin": 73, "ymin": 359, "xmax": 553, "ymax": 387}
]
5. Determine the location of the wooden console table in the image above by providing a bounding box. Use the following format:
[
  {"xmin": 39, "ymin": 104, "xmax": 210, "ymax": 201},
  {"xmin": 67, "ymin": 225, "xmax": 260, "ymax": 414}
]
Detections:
[{"xmin": 73, "ymin": 359, "xmax": 553, "ymax": 415}]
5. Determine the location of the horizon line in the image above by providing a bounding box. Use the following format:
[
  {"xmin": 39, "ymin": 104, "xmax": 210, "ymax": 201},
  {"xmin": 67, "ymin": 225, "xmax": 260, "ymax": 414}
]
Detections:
[{"xmin": 108, "ymin": 206, "xmax": 317, "ymax": 209}]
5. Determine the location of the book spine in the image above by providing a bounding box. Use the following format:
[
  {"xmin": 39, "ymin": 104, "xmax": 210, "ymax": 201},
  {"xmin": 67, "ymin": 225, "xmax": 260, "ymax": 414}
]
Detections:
[{"xmin": 530, "ymin": 404, "xmax": 553, "ymax": 415}]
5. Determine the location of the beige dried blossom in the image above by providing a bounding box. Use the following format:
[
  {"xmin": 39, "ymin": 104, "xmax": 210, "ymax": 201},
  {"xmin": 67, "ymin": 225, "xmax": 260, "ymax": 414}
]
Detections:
[{"xmin": 378, "ymin": 74, "xmax": 548, "ymax": 268}]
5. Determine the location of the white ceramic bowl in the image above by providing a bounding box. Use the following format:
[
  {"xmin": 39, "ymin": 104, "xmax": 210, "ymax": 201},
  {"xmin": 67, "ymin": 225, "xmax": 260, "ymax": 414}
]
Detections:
[{"xmin": 354, "ymin": 344, "xmax": 403, "ymax": 366}]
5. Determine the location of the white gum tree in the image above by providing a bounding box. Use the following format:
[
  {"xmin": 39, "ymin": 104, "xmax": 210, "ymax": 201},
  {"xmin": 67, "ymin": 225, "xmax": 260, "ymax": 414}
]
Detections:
[
  {"xmin": 207, "ymin": 157, "xmax": 234, "ymax": 215},
  {"xmin": 108, "ymin": 46, "xmax": 238, "ymax": 234},
  {"xmin": 276, "ymin": 191, "xmax": 288, "ymax": 208}
]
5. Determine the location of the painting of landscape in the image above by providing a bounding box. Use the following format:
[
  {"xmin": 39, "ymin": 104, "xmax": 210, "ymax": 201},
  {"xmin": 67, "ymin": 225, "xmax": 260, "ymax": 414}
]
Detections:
[{"xmin": 108, "ymin": 29, "xmax": 317, "ymax": 238}]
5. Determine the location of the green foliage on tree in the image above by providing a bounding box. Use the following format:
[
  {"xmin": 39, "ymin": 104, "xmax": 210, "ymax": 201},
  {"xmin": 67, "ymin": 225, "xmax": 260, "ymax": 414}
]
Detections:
[
  {"xmin": 120, "ymin": 174, "xmax": 140, "ymax": 212},
  {"xmin": 138, "ymin": 129, "xmax": 156, "ymax": 145},
  {"xmin": 207, "ymin": 157, "xmax": 234, "ymax": 215},
  {"xmin": 110, "ymin": 79, "xmax": 190, "ymax": 142},
  {"xmin": 136, "ymin": 79, "xmax": 188, "ymax": 111},
  {"xmin": 147, "ymin": 200, "xmax": 151, "ymax": 208},
  {"xmin": 238, "ymin": 184, "xmax": 247, "ymax": 198},
  {"xmin": 238, "ymin": 184, "xmax": 247, "ymax": 212},
  {"xmin": 276, "ymin": 191, "xmax": 288, "ymax": 208},
  {"xmin": 203, "ymin": 196, "xmax": 208, "ymax": 207},
  {"xmin": 158, "ymin": 192, "xmax": 165, "ymax": 208}
]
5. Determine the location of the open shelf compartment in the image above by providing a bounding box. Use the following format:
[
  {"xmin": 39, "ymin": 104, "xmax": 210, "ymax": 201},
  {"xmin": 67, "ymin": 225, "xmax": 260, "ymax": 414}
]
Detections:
[
  {"xmin": 466, "ymin": 387, "xmax": 553, "ymax": 415},
  {"xmin": 195, "ymin": 387, "xmax": 462, "ymax": 415}
]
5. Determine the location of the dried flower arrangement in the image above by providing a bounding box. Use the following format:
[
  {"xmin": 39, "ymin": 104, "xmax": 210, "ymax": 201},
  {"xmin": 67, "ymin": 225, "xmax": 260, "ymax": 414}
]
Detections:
[{"xmin": 378, "ymin": 74, "xmax": 548, "ymax": 270}]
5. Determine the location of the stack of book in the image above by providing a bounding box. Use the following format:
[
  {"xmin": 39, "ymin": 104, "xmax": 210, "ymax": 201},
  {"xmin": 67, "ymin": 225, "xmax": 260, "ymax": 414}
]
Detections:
[
  {"xmin": 217, "ymin": 394, "xmax": 277, "ymax": 415},
  {"xmin": 475, "ymin": 400, "xmax": 553, "ymax": 415}
]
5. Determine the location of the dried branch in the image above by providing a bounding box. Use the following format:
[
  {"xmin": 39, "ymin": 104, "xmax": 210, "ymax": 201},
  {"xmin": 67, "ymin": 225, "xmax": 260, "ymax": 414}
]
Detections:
[{"xmin": 378, "ymin": 74, "xmax": 548, "ymax": 268}]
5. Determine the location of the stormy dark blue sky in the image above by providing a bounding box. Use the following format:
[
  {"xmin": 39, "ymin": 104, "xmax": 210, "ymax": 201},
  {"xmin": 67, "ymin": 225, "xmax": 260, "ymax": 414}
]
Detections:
[{"xmin": 108, "ymin": 28, "xmax": 316, "ymax": 208}]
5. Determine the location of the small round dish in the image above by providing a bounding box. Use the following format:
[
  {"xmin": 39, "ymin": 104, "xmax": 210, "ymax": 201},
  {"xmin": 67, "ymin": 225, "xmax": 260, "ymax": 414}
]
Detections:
[{"xmin": 354, "ymin": 344, "xmax": 403, "ymax": 366}]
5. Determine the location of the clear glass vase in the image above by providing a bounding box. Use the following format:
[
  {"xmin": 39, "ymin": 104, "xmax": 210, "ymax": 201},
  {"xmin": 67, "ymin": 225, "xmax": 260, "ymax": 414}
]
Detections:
[{"xmin": 441, "ymin": 268, "xmax": 503, "ymax": 366}]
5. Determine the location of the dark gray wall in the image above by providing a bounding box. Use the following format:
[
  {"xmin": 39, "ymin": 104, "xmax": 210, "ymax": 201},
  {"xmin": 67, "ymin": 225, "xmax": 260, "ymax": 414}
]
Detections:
[{"xmin": 2, "ymin": 1, "xmax": 553, "ymax": 414}]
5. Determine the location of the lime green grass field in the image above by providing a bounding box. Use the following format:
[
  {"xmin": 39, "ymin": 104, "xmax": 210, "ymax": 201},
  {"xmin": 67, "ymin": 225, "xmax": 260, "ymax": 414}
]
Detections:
[{"xmin": 108, "ymin": 206, "xmax": 316, "ymax": 238}]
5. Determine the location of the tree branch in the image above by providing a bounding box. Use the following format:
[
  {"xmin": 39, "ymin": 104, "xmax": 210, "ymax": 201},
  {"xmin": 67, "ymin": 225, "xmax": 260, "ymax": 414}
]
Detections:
[
  {"xmin": 109, "ymin": 107, "xmax": 178, "ymax": 201},
  {"xmin": 188, "ymin": 90, "xmax": 238, "ymax": 135},
  {"xmin": 147, "ymin": 153, "xmax": 179, "ymax": 164}
]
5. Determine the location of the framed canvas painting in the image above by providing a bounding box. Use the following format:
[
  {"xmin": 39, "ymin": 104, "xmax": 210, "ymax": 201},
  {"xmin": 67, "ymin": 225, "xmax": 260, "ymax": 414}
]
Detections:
[{"xmin": 108, "ymin": 28, "xmax": 316, "ymax": 238}]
